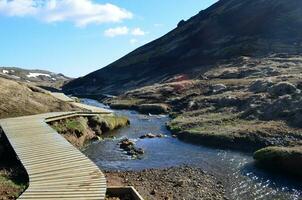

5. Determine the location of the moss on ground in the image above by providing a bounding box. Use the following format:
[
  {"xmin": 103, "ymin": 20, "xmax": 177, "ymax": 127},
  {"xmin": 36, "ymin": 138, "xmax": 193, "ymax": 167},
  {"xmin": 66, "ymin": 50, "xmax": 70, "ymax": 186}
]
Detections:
[
  {"xmin": 52, "ymin": 117, "xmax": 88, "ymax": 137},
  {"xmin": 254, "ymin": 146, "xmax": 302, "ymax": 177},
  {"xmin": 109, "ymin": 99, "xmax": 141, "ymax": 110},
  {"xmin": 138, "ymin": 104, "xmax": 170, "ymax": 114},
  {"xmin": 101, "ymin": 115, "xmax": 130, "ymax": 131},
  {"xmin": 167, "ymin": 108, "xmax": 302, "ymax": 151},
  {"xmin": 50, "ymin": 114, "xmax": 130, "ymax": 148}
]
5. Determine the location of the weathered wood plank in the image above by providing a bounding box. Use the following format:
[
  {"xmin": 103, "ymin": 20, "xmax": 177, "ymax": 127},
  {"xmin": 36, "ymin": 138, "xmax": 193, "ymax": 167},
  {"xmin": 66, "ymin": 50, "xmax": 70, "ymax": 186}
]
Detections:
[{"xmin": 0, "ymin": 111, "xmax": 107, "ymax": 200}]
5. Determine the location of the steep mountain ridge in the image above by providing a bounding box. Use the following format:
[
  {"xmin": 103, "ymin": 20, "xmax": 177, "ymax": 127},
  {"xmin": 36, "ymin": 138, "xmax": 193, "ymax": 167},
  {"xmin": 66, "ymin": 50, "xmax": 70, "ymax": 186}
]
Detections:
[{"xmin": 64, "ymin": 0, "xmax": 302, "ymax": 95}]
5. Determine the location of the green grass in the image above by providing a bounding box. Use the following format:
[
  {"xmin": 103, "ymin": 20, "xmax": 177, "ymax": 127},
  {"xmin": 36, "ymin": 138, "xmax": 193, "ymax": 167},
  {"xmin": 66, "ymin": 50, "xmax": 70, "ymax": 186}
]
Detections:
[
  {"xmin": 96, "ymin": 115, "xmax": 130, "ymax": 131},
  {"xmin": 109, "ymin": 99, "xmax": 141, "ymax": 109},
  {"xmin": 65, "ymin": 119, "xmax": 86, "ymax": 133},
  {"xmin": 50, "ymin": 117, "xmax": 88, "ymax": 137},
  {"xmin": 254, "ymin": 146, "xmax": 302, "ymax": 161}
]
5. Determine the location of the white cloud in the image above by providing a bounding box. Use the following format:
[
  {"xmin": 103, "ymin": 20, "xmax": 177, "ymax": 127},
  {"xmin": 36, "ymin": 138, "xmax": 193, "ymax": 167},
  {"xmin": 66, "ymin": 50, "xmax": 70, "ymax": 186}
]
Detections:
[
  {"xmin": 0, "ymin": 0, "xmax": 133, "ymax": 27},
  {"xmin": 0, "ymin": 0, "xmax": 38, "ymax": 16},
  {"xmin": 105, "ymin": 26, "xmax": 146, "ymax": 38},
  {"xmin": 104, "ymin": 26, "xmax": 129, "ymax": 37},
  {"xmin": 131, "ymin": 27, "xmax": 145, "ymax": 36}
]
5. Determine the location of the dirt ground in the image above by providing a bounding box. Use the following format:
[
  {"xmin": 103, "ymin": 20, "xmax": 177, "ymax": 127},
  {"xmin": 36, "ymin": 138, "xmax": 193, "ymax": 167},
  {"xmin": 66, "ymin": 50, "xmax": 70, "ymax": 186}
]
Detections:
[{"xmin": 105, "ymin": 166, "xmax": 227, "ymax": 200}]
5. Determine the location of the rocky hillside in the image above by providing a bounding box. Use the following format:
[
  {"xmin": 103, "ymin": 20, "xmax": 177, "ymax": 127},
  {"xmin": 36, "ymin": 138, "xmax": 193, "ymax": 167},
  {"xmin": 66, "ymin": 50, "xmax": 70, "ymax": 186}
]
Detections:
[
  {"xmin": 0, "ymin": 67, "xmax": 71, "ymax": 90},
  {"xmin": 63, "ymin": 0, "xmax": 302, "ymax": 95},
  {"xmin": 106, "ymin": 54, "xmax": 302, "ymax": 150}
]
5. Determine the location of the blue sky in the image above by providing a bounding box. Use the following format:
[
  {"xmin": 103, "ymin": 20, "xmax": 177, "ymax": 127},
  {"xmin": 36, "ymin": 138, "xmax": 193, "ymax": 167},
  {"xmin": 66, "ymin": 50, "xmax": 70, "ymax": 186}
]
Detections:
[{"xmin": 0, "ymin": 0, "xmax": 218, "ymax": 77}]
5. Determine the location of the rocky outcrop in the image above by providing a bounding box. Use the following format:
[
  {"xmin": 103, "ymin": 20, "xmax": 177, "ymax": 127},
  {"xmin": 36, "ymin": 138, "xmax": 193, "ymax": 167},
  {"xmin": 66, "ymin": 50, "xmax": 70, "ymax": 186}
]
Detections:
[
  {"xmin": 249, "ymin": 79, "xmax": 273, "ymax": 93},
  {"xmin": 139, "ymin": 133, "xmax": 165, "ymax": 139},
  {"xmin": 119, "ymin": 138, "xmax": 144, "ymax": 158},
  {"xmin": 211, "ymin": 84, "xmax": 227, "ymax": 94},
  {"xmin": 268, "ymin": 82, "xmax": 299, "ymax": 96}
]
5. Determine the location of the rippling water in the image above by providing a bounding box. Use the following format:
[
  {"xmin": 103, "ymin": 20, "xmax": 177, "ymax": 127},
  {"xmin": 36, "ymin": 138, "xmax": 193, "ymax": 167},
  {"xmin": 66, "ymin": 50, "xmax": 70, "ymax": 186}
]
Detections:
[{"xmin": 82, "ymin": 99, "xmax": 302, "ymax": 200}]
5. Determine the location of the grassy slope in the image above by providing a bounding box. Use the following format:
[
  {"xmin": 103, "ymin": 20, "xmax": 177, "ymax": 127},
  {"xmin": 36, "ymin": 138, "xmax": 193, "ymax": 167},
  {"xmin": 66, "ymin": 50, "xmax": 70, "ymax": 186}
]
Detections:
[{"xmin": 0, "ymin": 77, "xmax": 80, "ymax": 119}]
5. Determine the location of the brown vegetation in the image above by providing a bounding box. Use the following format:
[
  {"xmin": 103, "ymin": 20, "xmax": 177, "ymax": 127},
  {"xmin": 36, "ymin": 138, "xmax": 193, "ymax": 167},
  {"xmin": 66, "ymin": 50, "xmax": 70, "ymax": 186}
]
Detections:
[{"xmin": 0, "ymin": 78, "xmax": 80, "ymax": 119}]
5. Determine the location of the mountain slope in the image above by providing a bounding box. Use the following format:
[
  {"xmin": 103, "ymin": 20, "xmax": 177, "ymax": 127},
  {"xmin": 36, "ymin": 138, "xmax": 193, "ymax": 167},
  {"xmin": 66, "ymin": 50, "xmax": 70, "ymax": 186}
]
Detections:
[
  {"xmin": 63, "ymin": 0, "xmax": 302, "ymax": 95},
  {"xmin": 0, "ymin": 67, "xmax": 71, "ymax": 90}
]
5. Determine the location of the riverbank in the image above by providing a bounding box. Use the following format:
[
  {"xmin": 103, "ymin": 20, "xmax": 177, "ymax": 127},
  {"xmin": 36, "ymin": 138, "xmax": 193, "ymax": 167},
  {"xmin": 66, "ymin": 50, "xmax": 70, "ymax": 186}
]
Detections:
[
  {"xmin": 254, "ymin": 146, "xmax": 302, "ymax": 178},
  {"xmin": 102, "ymin": 55, "xmax": 302, "ymax": 177},
  {"xmin": 49, "ymin": 114, "xmax": 130, "ymax": 148},
  {"xmin": 105, "ymin": 166, "xmax": 226, "ymax": 200},
  {"xmin": 81, "ymin": 100, "xmax": 302, "ymax": 199}
]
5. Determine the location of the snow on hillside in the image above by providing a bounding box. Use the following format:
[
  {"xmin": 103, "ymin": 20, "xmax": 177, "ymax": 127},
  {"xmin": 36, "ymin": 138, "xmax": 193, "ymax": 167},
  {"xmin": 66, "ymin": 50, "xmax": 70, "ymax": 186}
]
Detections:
[{"xmin": 27, "ymin": 73, "xmax": 51, "ymax": 78}]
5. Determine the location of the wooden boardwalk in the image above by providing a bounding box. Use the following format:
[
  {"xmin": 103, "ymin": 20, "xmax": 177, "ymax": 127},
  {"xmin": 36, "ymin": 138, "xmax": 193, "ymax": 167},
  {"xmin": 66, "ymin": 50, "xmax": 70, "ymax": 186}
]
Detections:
[
  {"xmin": 50, "ymin": 93, "xmax": 112, "ymax": 114},
  {"xmin": 0, "ymin": 94, "xmax": 113, "ymax": 199}
]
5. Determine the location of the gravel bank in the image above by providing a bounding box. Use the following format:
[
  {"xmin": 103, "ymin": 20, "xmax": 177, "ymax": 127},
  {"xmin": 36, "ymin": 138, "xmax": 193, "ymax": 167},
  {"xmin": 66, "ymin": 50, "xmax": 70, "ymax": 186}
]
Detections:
[{"xmin": 105, "ymin": 166, "xmax": 226, "ymax": 200}]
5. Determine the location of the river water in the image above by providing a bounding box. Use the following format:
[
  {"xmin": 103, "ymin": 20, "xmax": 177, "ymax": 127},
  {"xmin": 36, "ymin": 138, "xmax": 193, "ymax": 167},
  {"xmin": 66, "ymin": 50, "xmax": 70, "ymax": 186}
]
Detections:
[{"xmin": 82, "ymin": 99, "xmax": 302, "ymax": 200}]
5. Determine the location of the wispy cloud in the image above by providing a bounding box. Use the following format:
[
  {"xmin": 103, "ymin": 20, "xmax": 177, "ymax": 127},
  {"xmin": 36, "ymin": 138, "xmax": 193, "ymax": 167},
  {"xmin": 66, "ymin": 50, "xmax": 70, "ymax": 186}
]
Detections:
[
  {"xmin": 104, "ymin": 26, "xmax": 129, "ymax": 37},
  {"xmin": 0, "ymin": 0, "xmax": 133, "ymax": 27},
  {"xmin": 131, "ymin": 27, "xmax": 145, "ymax": 36},
  {"xmin": 104, "ymin": 26, "xmax": 146, "ymax": 38}
]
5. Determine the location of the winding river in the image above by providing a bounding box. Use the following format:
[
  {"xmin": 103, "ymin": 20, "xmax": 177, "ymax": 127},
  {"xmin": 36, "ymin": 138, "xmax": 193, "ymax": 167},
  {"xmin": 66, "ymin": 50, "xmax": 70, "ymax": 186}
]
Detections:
[{"xmin": 82, "ymin": 99, "xmax": 302, "ymax": 200}]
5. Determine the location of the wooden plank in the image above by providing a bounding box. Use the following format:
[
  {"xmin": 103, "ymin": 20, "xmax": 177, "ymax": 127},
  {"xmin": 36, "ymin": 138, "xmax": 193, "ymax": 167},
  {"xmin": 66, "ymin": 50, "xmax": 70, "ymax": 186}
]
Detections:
[
  {"xmin": 0, "ymin": 111, "xmax": 107, "ymax": 200},
  {"xmin": 50, "ymin": 93, "xmax": 74, "ymax": 102}
]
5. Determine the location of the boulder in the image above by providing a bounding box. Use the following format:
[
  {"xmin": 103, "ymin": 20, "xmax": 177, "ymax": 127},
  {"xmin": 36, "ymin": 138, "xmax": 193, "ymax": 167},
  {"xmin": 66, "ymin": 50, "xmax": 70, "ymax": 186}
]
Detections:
[
  {"xmin": 261, "ymin": 95, "xmax": 293, "ymax": 119},
  {"xmin": 139, "ymin": 133, "xmax": 156, "ymax": 139},
  {"xmin": 119, "ymin": 138, "xmax": 145, "ymax": 157},
  {"xmin": 211, "ymin": 84, "xmax": 227, "ymax": 94},
  {"xmin": 119, "ymin": 138, "xmax": 135, "ymax": 150},
  {"xmin": 297, "ymin": 81, "xmax": 302, "ymax": 90},
  {"xmin": 177, "ymin": 20, "xmax": 186, "ymax": 28},
  {"xmin": 292, "ymin": 109, "xmax": 302, "ymax": 128},
  {"xmin": 139, "ymin": 133, "xmax": 165, "ymax": 139},
  {"xmin": 249, "ymin": 79, "xmax": 273, "ymax": 93},
  {"xmin": 268, "ymin": 82, "xmax": 298, "ymax": 96}
]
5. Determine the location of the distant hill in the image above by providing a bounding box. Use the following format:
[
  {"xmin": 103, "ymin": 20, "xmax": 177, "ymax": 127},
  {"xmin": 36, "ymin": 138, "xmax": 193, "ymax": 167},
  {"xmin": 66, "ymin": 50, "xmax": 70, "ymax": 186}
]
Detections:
[
  {"xmin": 63, "ymin": 0, "xmax": 302, "ymax": 95},
  {"xmin": 0, "ymin": 67, "xmax": 71, "ymax": 90}
]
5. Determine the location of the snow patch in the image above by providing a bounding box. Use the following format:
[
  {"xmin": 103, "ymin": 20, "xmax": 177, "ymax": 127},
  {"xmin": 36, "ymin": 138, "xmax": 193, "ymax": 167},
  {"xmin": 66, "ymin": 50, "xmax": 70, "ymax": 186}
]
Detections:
[
  {"xmin": 27, "ymin": 73, "xmax": 51, "ymax": 78},
  {"xmin": 11, "ymin": 75, "xmax": 20, "ymax": 79}
]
